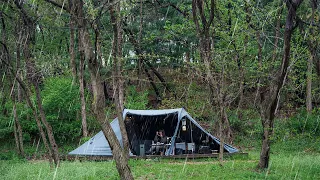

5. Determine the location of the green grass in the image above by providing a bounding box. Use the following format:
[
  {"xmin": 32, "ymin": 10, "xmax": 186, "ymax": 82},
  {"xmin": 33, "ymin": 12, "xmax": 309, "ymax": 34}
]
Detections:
[
  {"xmin": 1, "ymin": 150, "xmax": 319, "ymax": 179},
  {"xmin": 1, "ymin": 135, "xmax": 319, "ymax": 180}
]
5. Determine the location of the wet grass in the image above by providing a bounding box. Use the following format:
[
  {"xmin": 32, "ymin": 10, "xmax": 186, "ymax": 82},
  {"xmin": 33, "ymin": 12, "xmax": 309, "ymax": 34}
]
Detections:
[
  {"xmin": 1, "ymin": 136, "xmax": 319, "ymax": 180},
  {"xmin": 0, "ymin": 151, "xmax": 319, "ymax": 179}
]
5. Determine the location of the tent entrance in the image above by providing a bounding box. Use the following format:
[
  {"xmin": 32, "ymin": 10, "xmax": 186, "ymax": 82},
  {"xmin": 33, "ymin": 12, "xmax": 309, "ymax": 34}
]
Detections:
[
  {"xmin": 173, "ymin": 116, "xmax": 223, "ymax": 154},
  {"xmin": 125, "ymin": 112, "xmax": 179, "ymax": 155}
]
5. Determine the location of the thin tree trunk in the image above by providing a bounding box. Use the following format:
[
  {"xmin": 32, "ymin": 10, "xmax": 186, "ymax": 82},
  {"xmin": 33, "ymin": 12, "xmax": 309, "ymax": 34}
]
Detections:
[
  {"xmin": 15, "ymin": 74, "xmax": 53, "ymax": 165},
  {"xmin": 75, "ymin": 0, "xmax": 133, "ymax": 178},
  {"xmin": 79, "ymin": 50, "xmax": 88, "ymax": 137},
  {"xmin": 78, "ymin": 23, "xmax": 88, "ymax": 137},
  {"xmin": 306, "ymin": 0, "xmax": 317, "ymax": 113},
  {"xmin": 143, "ymin": 66, "xmax": 161, "ymax": 100},
  {"xmin": 0, "ymin": 11, "xmax": 8, "ymax": 117},
  {"xmin": 15, "ymin": 0, "xmax": 60, "ymax": 166},
  {"xmin": 69, "ymin": 0, "xmax": 77, "ymax": 83},
  {"xmin": 254, "ymin": 30, "xmax": 262, "ymax": 106},
  {"xmin": 258, "ymin": 0, "xmax": 303, "ymax": 169},
  {"xmin": 110, "ymin": 2, "xmax": 130, "ymax": 159},
  {"xmin": 272, "ymin": 1, "xmax": 283, "ymax": 63},
  {"xmin": 237, "ymin": 39, "xmax": 245, "ymax": 119},
  {"xmin": 218, "ymin": 105, "xmax": 225, "ymax": 165},
  {"xmin": 13, "ymin": 103, "xmax": 21, "ymax": 154},
  {"xmin": 16, "ymin": 24, "xmax": 23, "ymax": 102},
  {"xmin": 306, "ymin": 54, "xmax": 313, "ymax": 112},
  {"xmin": 137, "ymin": 0, "xmax": 143, "ymax": 89},
  {"xmin": 13, "ymin": 101, "xmax": 25, "ymax": 156},
  {"xmin": 34, "ymin": 83, "xmax": 60, "ymax": 166}
]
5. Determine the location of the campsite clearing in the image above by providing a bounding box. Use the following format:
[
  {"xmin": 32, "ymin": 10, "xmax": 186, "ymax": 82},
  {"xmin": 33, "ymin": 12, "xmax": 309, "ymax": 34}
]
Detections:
[{"xmin": 1, "ymin": 149, "xmax": 319, "ymax": 180}]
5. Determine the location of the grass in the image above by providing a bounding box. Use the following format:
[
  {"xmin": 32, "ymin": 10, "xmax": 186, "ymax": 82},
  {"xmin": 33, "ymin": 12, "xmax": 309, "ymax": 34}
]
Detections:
[
  {"xmin": 1, "ymin": 139, "xmax": 319, "ymax": 180},
  {"xmin": 0, "ymin": 153, "xmax": 319, "ymax": 179},
  {"xmin": 1, "ymin": 132, "xmax": 319, "ymax": 180}
]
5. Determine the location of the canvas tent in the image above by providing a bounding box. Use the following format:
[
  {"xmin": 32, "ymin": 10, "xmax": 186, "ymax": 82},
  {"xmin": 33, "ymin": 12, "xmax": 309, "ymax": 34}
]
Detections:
[{"xmin": 69, "ymin": 108, "xmax": 239, "ymax": 156}]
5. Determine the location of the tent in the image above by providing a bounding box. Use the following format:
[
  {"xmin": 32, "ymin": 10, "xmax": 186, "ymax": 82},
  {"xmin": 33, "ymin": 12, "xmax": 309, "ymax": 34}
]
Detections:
[{"xmin": 69, "ymin": 108, "xmax": 239, "ymax": 156}]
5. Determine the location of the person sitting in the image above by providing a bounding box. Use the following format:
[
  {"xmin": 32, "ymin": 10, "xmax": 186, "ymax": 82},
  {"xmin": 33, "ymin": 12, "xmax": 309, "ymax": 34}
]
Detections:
[{"xmin": 149, "ymin": 130, "xmax": 168, "ymax": 155}]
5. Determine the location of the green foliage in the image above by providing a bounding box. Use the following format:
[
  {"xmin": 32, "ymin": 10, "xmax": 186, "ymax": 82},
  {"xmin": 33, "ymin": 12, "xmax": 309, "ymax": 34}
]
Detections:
[
  {"xmin": 125, "ymin": 86, "xmax": 149, "ymax": 110},
  {"xmin": 287, "ymin": 109, "xmax": 320, "ymax": 136},
  {"xmin": 228, "ymin": 109, "xmax": 262, "ymax": 137},
  {"xmin": 41, "ymin": 77, "xmax": 82, "ymax": 142},
  {"xmin": 0, "ymin": 116, "xmax": 13, "ymax": 140}
]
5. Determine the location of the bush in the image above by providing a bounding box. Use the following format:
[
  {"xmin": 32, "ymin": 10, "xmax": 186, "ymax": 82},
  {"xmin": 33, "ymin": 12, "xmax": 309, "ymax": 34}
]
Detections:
[
  {"xmin": 41, "ymin": 77, "xmax": 82, "ymax": 142},
  {"xmin": 287, "ymin": 109, "xmax": 320, "ymax": 136},
  {"xmin": 125, "ymin": 86, "xmax": 149, "ymax": 110}
]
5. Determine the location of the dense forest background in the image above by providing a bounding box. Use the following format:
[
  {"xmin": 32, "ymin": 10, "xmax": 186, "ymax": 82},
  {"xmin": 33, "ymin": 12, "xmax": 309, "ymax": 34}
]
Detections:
[{"xmin": 0, "ymin": 0, "xmax": 320, "ymax": 179}]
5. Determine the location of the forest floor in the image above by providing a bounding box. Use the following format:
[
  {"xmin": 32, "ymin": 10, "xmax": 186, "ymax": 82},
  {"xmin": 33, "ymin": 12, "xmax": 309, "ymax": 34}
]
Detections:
[{"xmin": 1, "ymin": 136, "xmax": 319, "ymax": 179}]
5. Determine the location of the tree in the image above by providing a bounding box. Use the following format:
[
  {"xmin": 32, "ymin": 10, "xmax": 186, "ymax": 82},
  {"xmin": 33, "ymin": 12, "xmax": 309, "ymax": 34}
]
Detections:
[
  {"xmin": 70, "ymin": 0, "xmax": 133, "ymax": 178},
  {"xmin": 305, "ymin": 0, "xmax": 318, "ymax": 113},
  {"xmin": 13, "ymin": 0, "xmax": 60, "ymax": 166},
  {"xmin": 258, "ymin": 0, "xmax": 303, "ymax": 169}
]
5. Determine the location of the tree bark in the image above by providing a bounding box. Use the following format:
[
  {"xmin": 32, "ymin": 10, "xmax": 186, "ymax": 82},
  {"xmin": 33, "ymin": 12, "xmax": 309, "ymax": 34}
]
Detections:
[
  {"xmin": 306, "ymin": 54, "xmax": 313, "ymax": 113},
  {"xmin": 1, "ymin": 5, "xmax": 53, "ymax": 164},
  {"xmin": 74, "ymin": 0, "xmax": 133, "ymax": 178},
  {"xmin": 272, "ymin": 2, "xmax": 283, "ymax": 63},
  {"xmin": 13, "ymin": 102, "xmax": 21, "ymax": 154},
  {"xmin": 110, "ymin": 2, "xmax": 130, "ymax": 159},
  {"xmin": 254, "ymin": 30, "xmax": 262, "ymax": 106},
  {"xmin": 10, "ymin": 77, "xmax": 24, "ymax": 157},
  {"xmin": 34, "ymin": 84, "xmax": 60, "ymax": 166},
  {"xmin": 258, "ymin": 0, "xmax": 303, "ymax": 169},
  {"xmin": 69, "ymin": 0, "xmax": 77, "ymax": 83},
  {"xmin": 192, "ymin": 0, "xmax": 232, "ymax": 144},
  {"xmin": 13, "ymin": 70, "xmax": 53, "ymax": 165},
  {"xmin": 79, "ymin": 47, "xmax": 88, "ymax": 137},
  {"xmin": 306, "ymin": 0, "xmax": 317, "ymax": 113},
  {"xmin": 77, "ymin": 15, "xmax": 88, "ymax": 137},
  {"xmin": 13, "ymin": 101, "xmax": 25, "ymax": 156},
  {"xmin": 14, "ymin": 0, "xmax": 60, "ymax": 166}
]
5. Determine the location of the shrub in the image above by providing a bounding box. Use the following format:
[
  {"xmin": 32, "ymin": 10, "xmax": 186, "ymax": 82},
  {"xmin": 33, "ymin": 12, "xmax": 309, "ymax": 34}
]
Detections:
[
  {"xmin": 41, "ymin": 77, "xmax": 82, "ymax": 142},
  {"xmin": 125, "ymin": 86, "xmax": 149, "ymax": 110}
]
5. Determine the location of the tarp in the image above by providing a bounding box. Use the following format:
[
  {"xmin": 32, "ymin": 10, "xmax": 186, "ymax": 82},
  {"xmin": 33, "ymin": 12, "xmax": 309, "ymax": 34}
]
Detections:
[{"xmin": 69, "ymin": 108, "xmax": 239, "ymax": 156}]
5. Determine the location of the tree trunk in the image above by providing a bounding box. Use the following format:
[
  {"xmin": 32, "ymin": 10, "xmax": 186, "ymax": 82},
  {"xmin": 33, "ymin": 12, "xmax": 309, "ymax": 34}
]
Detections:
[
  {"xmin": 10, "ymin": 1, "xmax": 56, "ymax": 165},
  {"xmin": 258, "ymin": 0, "xmax": 303, "ymax": 169},
  {"xmin": 237, "ymin": 38, "xmax": 245, "ymax": 119},
  {"xmin": 272, "ymin": 1, "xmax": 283, "ymax": 63},
  {"xmin": 15, "ymin": 0, "xmax": 60, "ymax": 166},
  {"xmin": 34, "ymin": 83, "xmax": 60, "ymax": 166},
  {"xmin": 13, "ymin": 103, "xmax": 21, "ymax": 154},
  {"xmin": 306, "ymin": 54, "xmax": 313, "ymax": 112},
  {"xmin": 192, "ymin": 0, "xmax": 232, "ymax": 144},
  {"xmin": 218, "ymin": 105, "xmax": 225, "ymax": 165},
  {"xmin": 254, "ymin": 30, "xmax": 262, "ymax": 106},
  {"xmin": 306, "ymin": 0, "xmax": 317, "ymax": 113},
  {"xmin": 259, "ymin": 116, "xmax": 272, "ymax": 168},
  {"xmin": 75, "ymin": 0, "xmax": 133, "ymax": 178},
  {"xmin": 79, "ymin": 50, "xmax": 88, "ymax": 137},
  {"xmin": 110, "ymin": 2, "xmax": 130, "ymax": 159},
  {"xmin": 15, "ymin": 74, "xmax": 53, "ymax": 165},
  {"xmin": 78, "ymin": 22, "xmax": 88, "ymax": 137},
  {"xmin": 69, "ymin": 0, "xmax": 77, "ymax": 83},
  {"xmin": 12, "ymin": 101, "xmax": 25, "ymax": 156}
]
